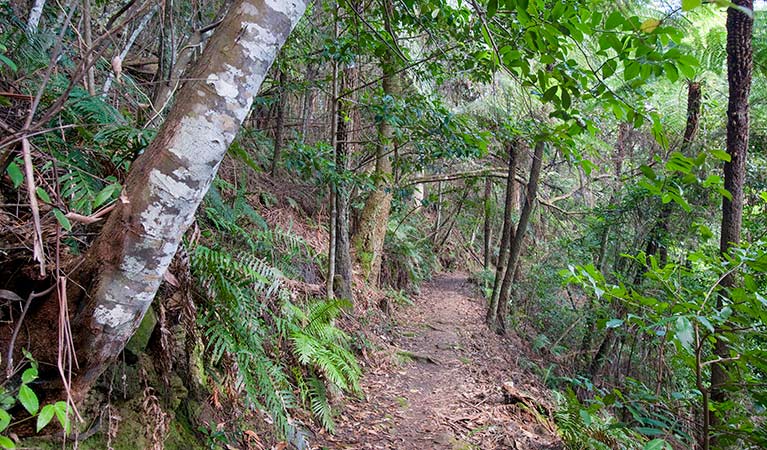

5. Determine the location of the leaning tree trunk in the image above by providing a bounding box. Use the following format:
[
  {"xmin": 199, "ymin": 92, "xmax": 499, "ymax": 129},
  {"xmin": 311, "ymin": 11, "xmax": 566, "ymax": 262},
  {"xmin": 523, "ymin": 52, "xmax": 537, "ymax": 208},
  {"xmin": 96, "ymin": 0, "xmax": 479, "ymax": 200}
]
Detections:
[
  {"xmin": 486, "ymin": 141, "xmax": 519, "ymax": 327},
  {"xmin": 334, "ymin": 64, "xmax": 358, "ymax": 301},
  {"xmin": 709, "ymin": 1, "xmax": 752, "ymax": 446},
  {"xmin": 493, "ymin": 141, "xmax": 544, "ymax": 334},
  {"xmin": 353, "ymin": 54, "xmax": 399, "ymax": 285},
  {"xmin": 482, "ymin": 177, "xmax": 493, "ymax": 270},
  {"xmin": 69, "ymin": 0, "xmax": 307, "ymax": 396}
]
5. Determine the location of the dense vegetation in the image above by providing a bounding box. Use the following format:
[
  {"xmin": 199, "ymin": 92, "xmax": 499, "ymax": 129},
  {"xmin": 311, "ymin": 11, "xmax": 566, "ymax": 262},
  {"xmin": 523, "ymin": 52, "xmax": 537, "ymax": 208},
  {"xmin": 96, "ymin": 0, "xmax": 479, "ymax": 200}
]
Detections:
[{"xmin": 0, "ymin": 0, "xmax": 764, "ymax": 448}]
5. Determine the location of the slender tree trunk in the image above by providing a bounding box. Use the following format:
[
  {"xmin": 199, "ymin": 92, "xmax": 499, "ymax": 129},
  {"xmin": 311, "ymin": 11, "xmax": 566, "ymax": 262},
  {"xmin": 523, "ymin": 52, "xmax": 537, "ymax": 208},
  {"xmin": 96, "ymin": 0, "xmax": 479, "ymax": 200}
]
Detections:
[
  {"xmin": 352, "ymin": 54, "xmax": 399, "ymax": 285},
  {"xmin": 82, "ymin": 0, "xmax": 96, "ymax": 96},
  {"xmin": 270, "ymin": 69, "xmax": 288, "ymax": 176},
  {"xmin": 102, "ymin": 6, "xmax": 158, "ymax": 96},
  {"xmin": 334, "ymin": 65, "xmax": 357, "ymax": 301},
  {"xmin": 486, "ymin": 141, "xmax": 519, "ymax": 327},
  {"xmin": 68, "ymin": 0, "xmax": 307, "ymax": 397},
  {"xmin": 710, "ymin": 1, "xmax": 752, "ymax": 444},
  {"xmin": 493, "ymin": 141, "xmax": 545, "ymax": 334},
  {"xmin": 326, "ymin": 12, "xmax": 339, "ymax": 300},
  {"xmin": 483, "ymin": 177, "xmax": 493, "ymax": 270},
  {"xmin": 27, "ymin": 0, "xmax": 47, "ymax": 33}
]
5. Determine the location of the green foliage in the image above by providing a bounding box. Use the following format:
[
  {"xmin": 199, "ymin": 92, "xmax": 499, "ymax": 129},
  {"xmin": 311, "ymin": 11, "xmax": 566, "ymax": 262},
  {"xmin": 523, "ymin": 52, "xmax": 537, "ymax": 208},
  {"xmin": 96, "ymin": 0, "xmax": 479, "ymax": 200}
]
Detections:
[
  {"xmin": 382, "ymin": 217, "xmax": 438, "ymax": 291},
  {"xmin": 192, "ymin": 244, "xmax": 361, "ymax": 435},
  {"xmin": 553, "ymin": 388, "xmax": 648, "ymax": 450},
  {"xmin": 0, "ymin": 358, "xmax": 72, "ymax": 448}
]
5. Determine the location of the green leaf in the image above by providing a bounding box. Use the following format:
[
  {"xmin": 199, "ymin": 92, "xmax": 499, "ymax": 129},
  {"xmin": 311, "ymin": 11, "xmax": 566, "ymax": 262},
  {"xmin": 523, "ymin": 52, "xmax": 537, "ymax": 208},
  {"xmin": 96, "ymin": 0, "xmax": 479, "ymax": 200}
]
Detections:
[
  {"xmin": 0, "ymin": 409, "xmax": 10, "ymax": 432},
  {"xmin": 606, "ymin": 319, "xmax": 624, "ymax": 328},
  {"xmin": 93, "ymin": 183, "xmax": 121, "ymax": 208},
  {"xmin": 53, "ymin": 209, "xmax": 73, "ymax": 231},
  {"xmin": 710, "ymin": 149, "xmax": 731, "ymax": 162},
  {"xmin": 640, "ymin": 165, "xmax": 656, "ymax": 180},
  {"xmin": 682, "ymin": 0, "xmax": 702, "ymax": 11},
  {"xmin": 21, "ymin": 367, "xmax": 38, "ymax": 384},
  {"xmin": 0, "ymin": 435, "xmax": 14, "ymax": 449},
  {"xmin": 18, "ymin": 384, "xmax": 39, "ymax": 415},
  {"xmin": 644, "ymin": 438, "xmax": 672, "ymax": 450},
  {"xmin": 605, "ymin": 11, "xmax": 624, "ymax": 30},
  {"xmin": 54, "ymin": 401, "xmax": 71, "ymax": 434},
  {"xmin": 6, "ymin": 163, "xmax": 23, "ymax": 189},
  {"xmin": 675, "ymin": 317, "xmax": 694, "ymax": 353},
  {"xmin": 35, "ymin": 187, "xmax": 51, "ymax": 204},
  {"xmin": 36, "ymin": 405, "xmax": 55, "ymax": 432}
]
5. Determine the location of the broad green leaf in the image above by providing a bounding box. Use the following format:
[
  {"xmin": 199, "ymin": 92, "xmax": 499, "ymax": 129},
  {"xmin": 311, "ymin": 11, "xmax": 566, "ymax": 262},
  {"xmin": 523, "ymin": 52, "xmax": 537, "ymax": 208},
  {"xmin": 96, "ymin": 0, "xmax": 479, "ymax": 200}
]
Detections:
[
  {"xmin": 35, "ymin": 187, "xmax": 51, "ymax": 204},
  {"xmin": 53, "ymin": 209, "xmax": 72, "ymax": 231},
  {"xmin": 54, "ymin": 401, "xmax": 71, "ymax": 434},
  {"xmin": 6, "ymin": 163, "xmax": 23, "ymax": 188},
  {"xmin": 682, "ymin": 0, "xmax": 702, "ymax": 10},
  {"xmin": 644, "ymin": 438, "xmax": 672, "ymax": 449},
  {"xmin": 710, "ymin": 149, "xmax": 731, "ymax": 162},
  {"xmin": 0, "ymin": 410, "xmax": 9, "ymax": 432},
  {"xmin": 36, "ymin": 405, "xmax": 55, "ymax": 432},
  {"xmin": 606, "ymin": 319, "xmax": 624, "ymax": 328},
  {"xmin": 18, "ymin": 385, "xmax": 38, "ymax": 415},
  {"xmin": 21, "ymin": 367, "xmax": 37, "ymax": 384},
  {"xmin": 675, "ymin": 317, "xmax": 694, "ymax": 353},
  {"xmin": 0, "ymin": 435, "xmax": 14, "ymax": 449}
]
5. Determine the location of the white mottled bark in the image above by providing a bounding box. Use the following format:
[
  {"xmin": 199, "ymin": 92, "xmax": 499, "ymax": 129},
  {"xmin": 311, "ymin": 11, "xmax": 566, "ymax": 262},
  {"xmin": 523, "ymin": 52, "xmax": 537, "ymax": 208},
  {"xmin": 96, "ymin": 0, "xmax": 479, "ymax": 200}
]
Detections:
[
  {"xmin": 72, "ymin": 0, "xmax": 307, "ymax": 392},
  {"xmin": 27, "ymin": 0, "xmax": 46, "ymax": 33}
]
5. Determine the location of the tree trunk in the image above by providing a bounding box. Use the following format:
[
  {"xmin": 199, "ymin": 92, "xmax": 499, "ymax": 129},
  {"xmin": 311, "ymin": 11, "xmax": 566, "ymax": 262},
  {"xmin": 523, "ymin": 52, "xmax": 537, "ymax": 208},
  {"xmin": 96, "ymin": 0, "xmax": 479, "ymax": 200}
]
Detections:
[
  {"xmin": 352, "ymin": 54, "xmax": 399, "ymax": 285},
  {"xmin": 69, "ymin": 0, "xmax": 307, "ymax": 396},
  {"xmin": 82, "ymin": 0, "xmax": 96, "ymax": 96},
  {"xmin": 486, "ymin": 141, "xmax": 519, "ymax": 327},
  {"xmin": 326, "ymin": 21, "xmax": 339, "ymax": 299},
  {"xmin": 710, "ymin": 0, "xmax": 752, "ymax": 444},
  {"xmin": 270, "ymin": 69, "xmax": 288, "ymax": 176},
  {"xmin": 102, "ymin": 6, "xmax": 158, "ymax": 96},
  {"xmin": 493, "ymin": 141, "xmax": 545, "ymax": 334},
  {"xmin": 483, "ymin": 177, "xmax": 493, "ymax": 270},
  {"xmin": 27, "ymin": 0, "xmax": 47, "ymax": 33},
  {"xmin": 334, "ymin": 65, "xmax": 358, "ymax": 301}
]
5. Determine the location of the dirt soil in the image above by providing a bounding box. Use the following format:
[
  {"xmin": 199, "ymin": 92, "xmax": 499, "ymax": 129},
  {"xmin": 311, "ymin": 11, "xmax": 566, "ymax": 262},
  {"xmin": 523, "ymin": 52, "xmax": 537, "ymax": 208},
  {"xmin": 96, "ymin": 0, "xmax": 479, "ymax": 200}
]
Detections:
[{"xmin": 315, "ymin": 273, "xmax": 564, "ymax": 450}]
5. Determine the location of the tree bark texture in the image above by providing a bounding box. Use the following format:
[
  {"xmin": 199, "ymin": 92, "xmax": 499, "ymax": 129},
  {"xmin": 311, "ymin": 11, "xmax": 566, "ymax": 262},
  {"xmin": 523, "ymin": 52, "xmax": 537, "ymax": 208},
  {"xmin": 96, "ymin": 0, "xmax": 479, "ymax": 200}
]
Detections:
[
  {"xmin": 70, "ymin": 0, "xmax": 307, "ymax": 395},
  {"xmin": 334, "ymin": 65, "xmax": 358, "ymax": 301},
  {"xmin": 710, "ymin": 0, "xmax": 752, "ymax": 441},
  {"xmin": 486, "ymin": 141, "xmax": 519, "ymax": 327},
  {"xmin": 483, "ymin": 177, "xmax": 493, "ymax": 270},
  {"xmin": 270, "ymin": 68, "xmax": 288, "ymax": 176},
  {"xmin": 493, "ymin": 141, "xmax": 544, "ymax": 334},
  {"xmin": 353, "ymin": 55, "xmax": 399, "ymax": 286},
  {"xmin": 27, "ymin": 0, "xmax": 47, "ymax": 33}
]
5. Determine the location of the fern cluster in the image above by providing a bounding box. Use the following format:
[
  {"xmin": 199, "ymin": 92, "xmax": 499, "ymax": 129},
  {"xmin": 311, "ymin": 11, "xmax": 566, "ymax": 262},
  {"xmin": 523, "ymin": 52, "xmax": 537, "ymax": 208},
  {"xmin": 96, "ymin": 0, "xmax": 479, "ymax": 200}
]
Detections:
[
  {"xmin": 191, "ymin": 239, "xmax": 360, "ymax": 438},
  {"xmin": 553, "ymin": 389, "xmax": 648, "ymax": 450}
]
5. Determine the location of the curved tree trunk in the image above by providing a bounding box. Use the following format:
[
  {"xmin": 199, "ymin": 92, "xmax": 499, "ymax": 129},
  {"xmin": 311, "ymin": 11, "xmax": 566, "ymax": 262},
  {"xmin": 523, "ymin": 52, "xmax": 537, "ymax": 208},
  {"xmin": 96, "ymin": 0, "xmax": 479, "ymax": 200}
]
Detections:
[
  {"xmin": 482, "ymin": 177, "xmax": 493, "ymax": 270},
  {"xmin": 709, "ymin": 1, "xmax": 752, "ymax": 446},
  {"xmin": 69, "ymin": 0, "xmax": 307, "ymax": 397},
  {"xmin": 353, "ymin": 55, "xmax": 399, "ymax": 285},
  {"xmin": 486, "ymin": 140, "xmax": 519, "ymax": 327},
  {"xmin": 493, "ymin": 141, "xmax": 544, "ymax": 334}
]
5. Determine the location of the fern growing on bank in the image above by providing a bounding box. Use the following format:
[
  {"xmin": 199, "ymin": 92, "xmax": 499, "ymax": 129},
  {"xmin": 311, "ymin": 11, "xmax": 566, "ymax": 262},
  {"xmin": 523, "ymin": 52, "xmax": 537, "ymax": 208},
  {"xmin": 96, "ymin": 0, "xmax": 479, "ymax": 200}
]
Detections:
[{"xmin": 191, "ymin": 242, "xmax": 360, "ymax": 437}]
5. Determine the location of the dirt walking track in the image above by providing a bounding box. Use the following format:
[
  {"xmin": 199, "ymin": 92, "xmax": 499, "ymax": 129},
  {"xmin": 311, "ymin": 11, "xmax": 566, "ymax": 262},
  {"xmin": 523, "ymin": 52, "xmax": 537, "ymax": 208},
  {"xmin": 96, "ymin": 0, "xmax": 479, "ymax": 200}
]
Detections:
[{"xmin": 315, "ymin": 273, "xmax": 563, "ymax": 450}]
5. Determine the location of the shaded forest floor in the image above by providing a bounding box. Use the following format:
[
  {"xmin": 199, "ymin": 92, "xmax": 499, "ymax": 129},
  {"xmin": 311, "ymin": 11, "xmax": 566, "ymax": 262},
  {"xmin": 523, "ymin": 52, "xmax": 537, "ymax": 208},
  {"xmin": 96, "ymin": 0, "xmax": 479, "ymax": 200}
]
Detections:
[{"xmin": 315, "ymin": 273, "xmax": 564, "ymax": 450}]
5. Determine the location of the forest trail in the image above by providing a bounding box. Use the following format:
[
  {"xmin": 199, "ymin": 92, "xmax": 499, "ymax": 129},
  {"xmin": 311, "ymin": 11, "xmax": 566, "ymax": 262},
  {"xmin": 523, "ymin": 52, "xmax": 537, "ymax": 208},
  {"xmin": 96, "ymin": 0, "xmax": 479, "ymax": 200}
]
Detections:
[{"xmin": 316, "ymin": 273, "xmax": 563, "ymax": 450}]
